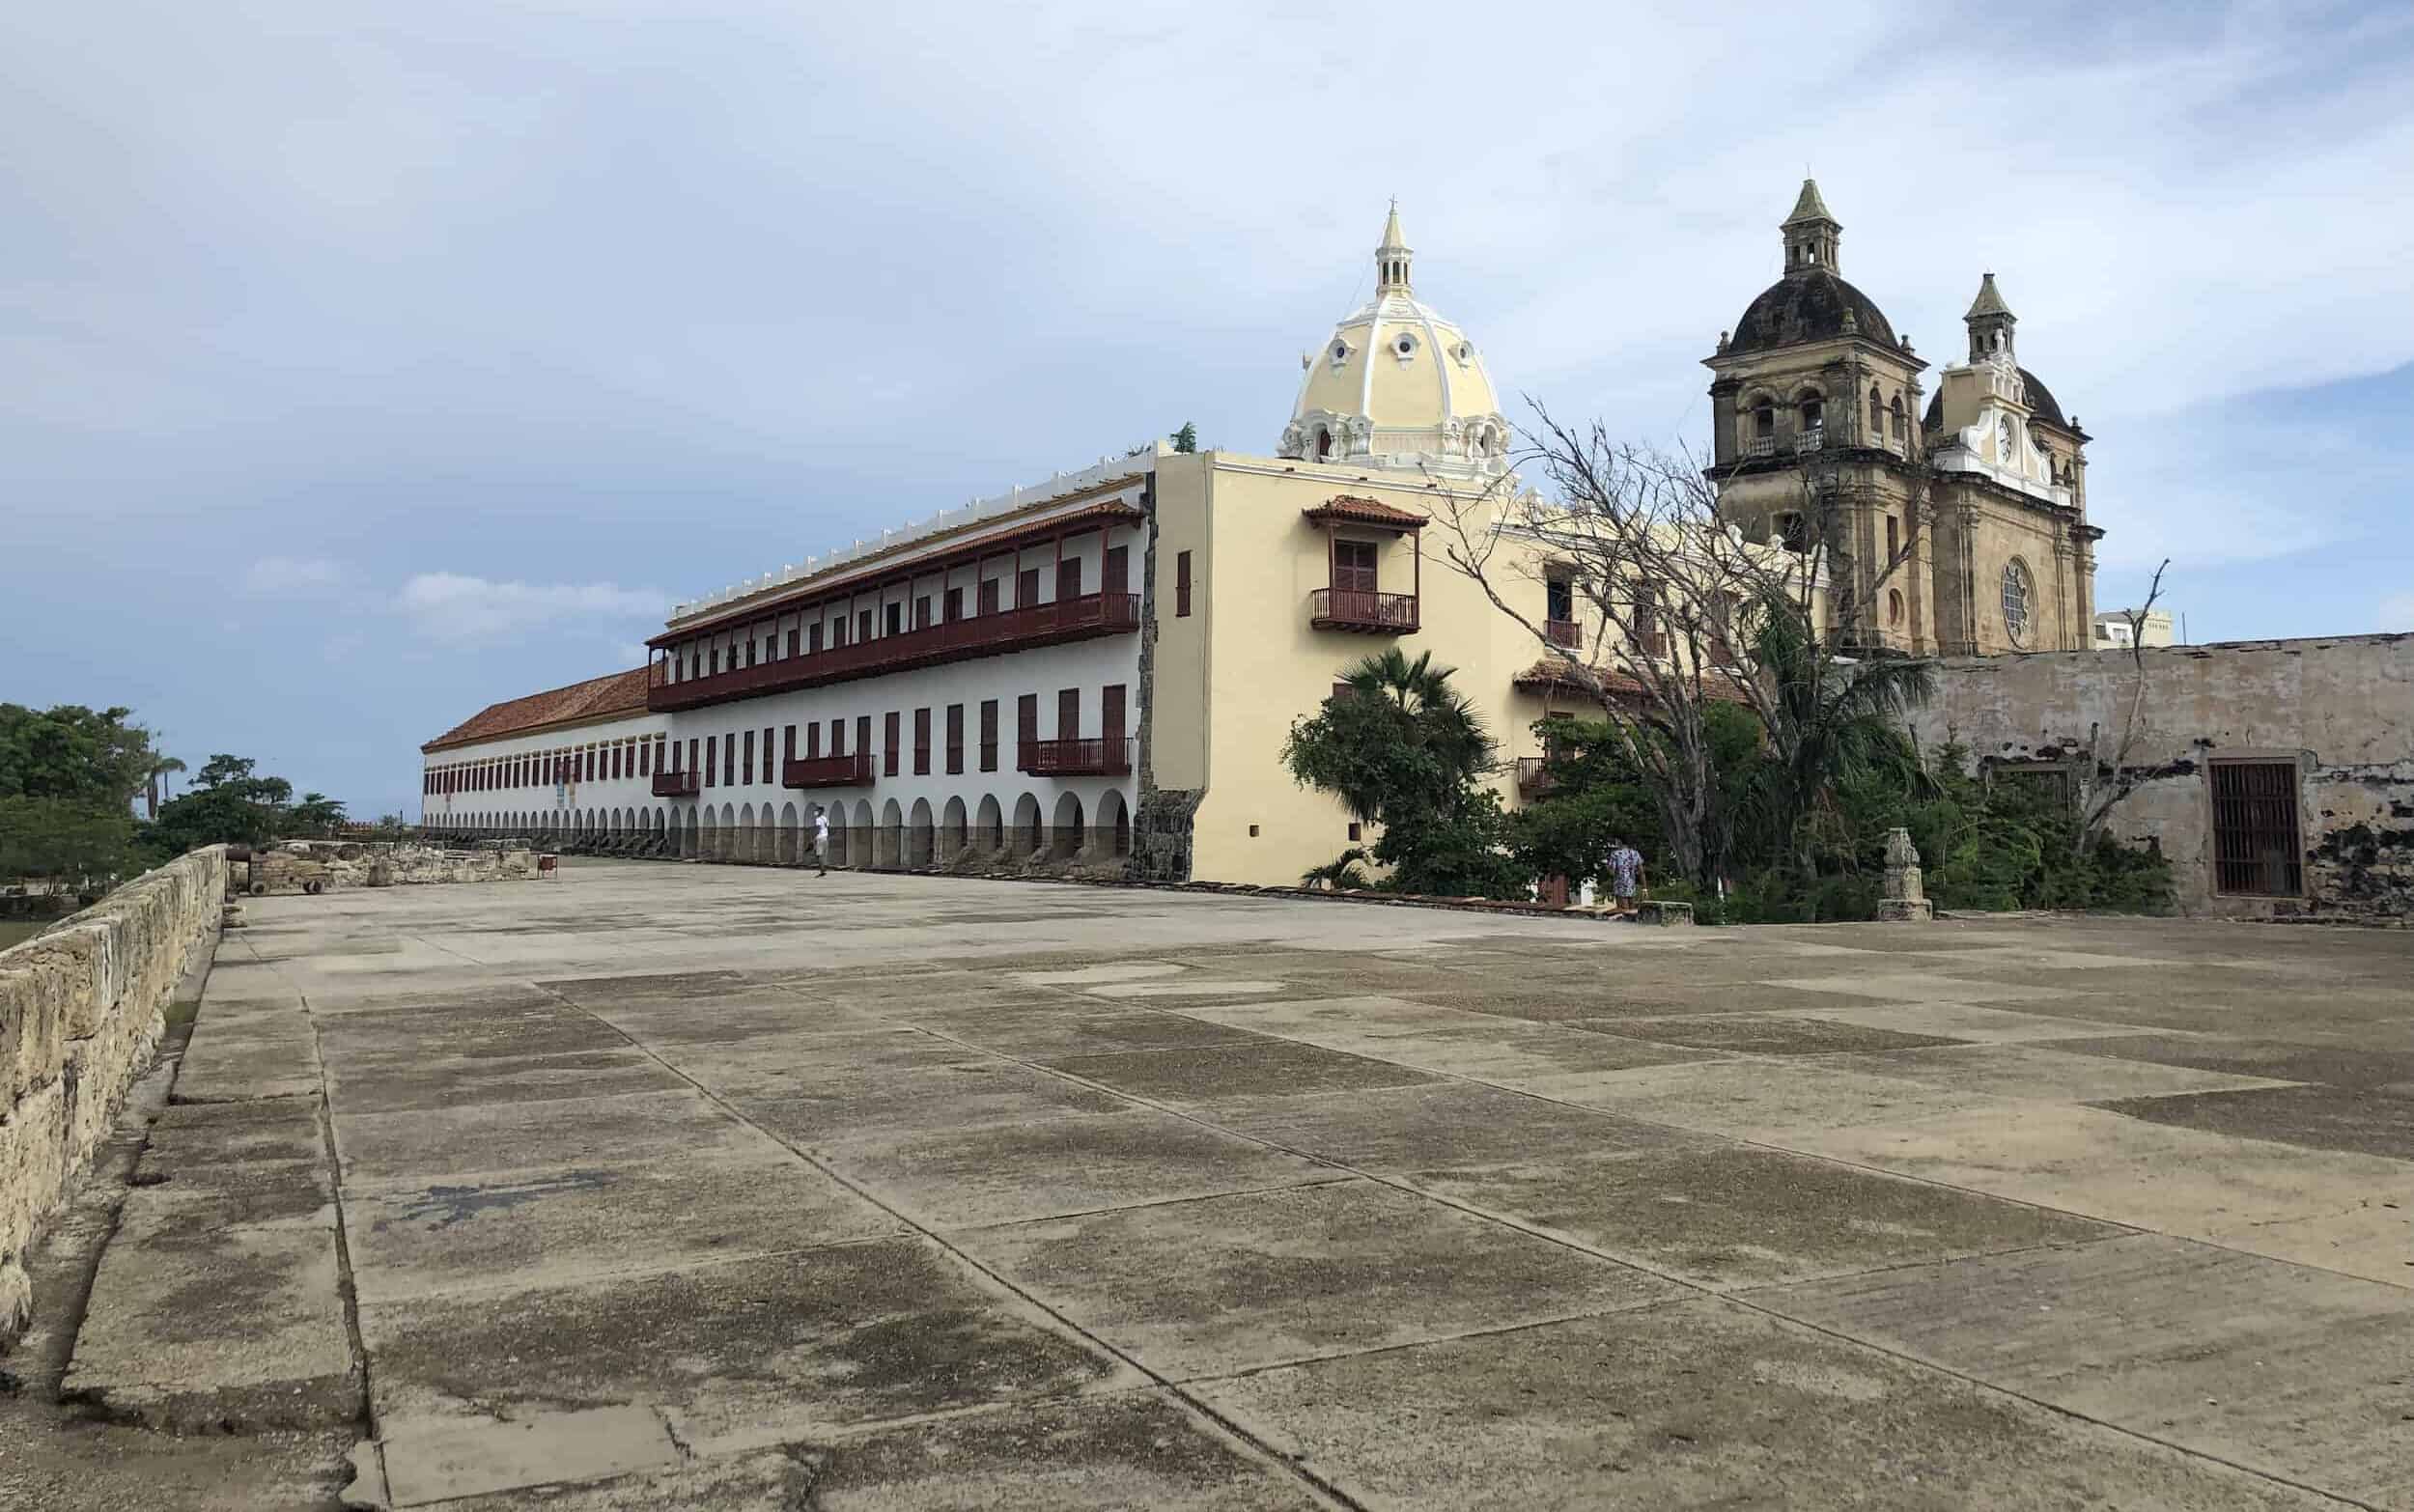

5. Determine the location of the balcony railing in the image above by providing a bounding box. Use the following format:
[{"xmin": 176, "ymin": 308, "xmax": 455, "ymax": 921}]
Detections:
[
  {"xmin": 1019, "ymin": 737, "xmax": 1134, "ymax": 777},
  {"xmin": 1514, "ymin": 757, "xmax": 1556, "ymax": 798},
  {"xmin": 651, "ymin": 770, "xmax": 700, "ymax": 798},
  {"xmin": 1544, "ymin": 618, "xmax": 1583, "ymax": 649},
  {"xmin": 649, "ymin": 592, "xmax": 1141, "ymax": 712},
  {"xmin": 1308, "ymin": 588, "xmax": 1419, "ymax": 633},
  {"xmin": 781, "ymin": 752, "xmax": 876, "ymax": 789}
]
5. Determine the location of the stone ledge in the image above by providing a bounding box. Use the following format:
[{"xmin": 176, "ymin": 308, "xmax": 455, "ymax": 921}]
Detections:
[{"xmin": 0, "ymin": 845, "xmax": 226, "ymax": 1347}]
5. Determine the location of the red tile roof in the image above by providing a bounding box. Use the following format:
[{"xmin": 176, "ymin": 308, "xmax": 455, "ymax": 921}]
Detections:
[
  {"xmin": 1303, "ymin": 495, "xmax": 1428, "ymax": 529},
  {"xmin": 421, "ymin": 667, "xmax": 650, "ymax": 753},
  {"xmin": 1511, "ymin": 657, "xmax": 1750, "ymax": 705},
  {"xmin": 651, "ymin": 497, "xmax": 1146, "ymax": 646}
]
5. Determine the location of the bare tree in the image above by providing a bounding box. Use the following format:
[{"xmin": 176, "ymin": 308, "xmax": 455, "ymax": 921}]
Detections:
[
  {"xmin": 1428, "ymin": 403, "xmax": 1928, "ymax": 887},
  {"xmin": 2073, "ymin": 558, "xmax": 2172, "ymax": 848}
]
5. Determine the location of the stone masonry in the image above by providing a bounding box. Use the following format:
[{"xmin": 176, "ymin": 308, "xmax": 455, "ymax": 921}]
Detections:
[{"xmin": 0, "ymin": 845, "xmax": 225, "ymax": 1343}]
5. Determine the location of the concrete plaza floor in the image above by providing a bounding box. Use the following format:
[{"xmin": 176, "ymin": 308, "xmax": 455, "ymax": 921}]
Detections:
[{"xmin": 18, "ymin": 861, "xmax": 2414, "ymax": 1508}]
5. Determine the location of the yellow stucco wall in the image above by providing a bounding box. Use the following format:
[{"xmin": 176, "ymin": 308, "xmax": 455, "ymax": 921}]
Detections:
[{"xmin": 1170, "ymin": 453, "xmax": 1568, "ymax": 887}]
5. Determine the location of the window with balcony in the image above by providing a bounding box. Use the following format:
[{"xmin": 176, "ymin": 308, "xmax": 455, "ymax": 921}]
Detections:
[
  {"xmin": 1056, "ymin": 558, "xmax": 1081, "ymax": 602},
  {"xmin": 1105, "ymin": 545, "xmax": 1129, "ymax": 594},
  {"xmin": 945, "ymin": 587, "xmax": 963, "ymax": 623},
  {"xmin": 1017, "ymin": 693, "xmax": 1037, "ymax": 764},
  {"xmin": 1545, "ymin": 576, "xmax": 1579, "ymax": 648},
  {"xmin": 978, "ymin": 577, "xmax": 1000, "ymax": 616},
  {"xmin": 914, "ymin": 596, "xmax": 932, "ymax": 630},
  {"xmin": 856, "ymin": 715, "xmax": 870, "ymax": 766},
  {"xmin": 884, "ymin": 602, "xmax": 902, "ymax": 637},
  {"xmin": 1018, "ymin": 568, "xmax": 1039, "ymax": 607}
]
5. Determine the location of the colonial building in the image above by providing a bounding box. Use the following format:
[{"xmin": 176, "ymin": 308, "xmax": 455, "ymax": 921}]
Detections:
[
  {"xmin": 1704, "ymin": 181, "xmax": 2100, "ymax": 656},
  {"xmin": 422, "ymin": 210, "xmax": 1617, "ymax": 886},
  {"xmin": 421, "ymin": 191, "xmax": 2112, "ymax": 886}
]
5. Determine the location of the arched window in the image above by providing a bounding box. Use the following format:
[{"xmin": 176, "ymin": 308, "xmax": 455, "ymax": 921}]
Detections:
[
  {"xmin": 1752, "ymin": 400, "xmax": 1775, "ymax": 439},
  {"xmin": 1888, "ymin": 588, "xmax": 1905, "ymax": 627},
  {"xmin": 1315, "ymin": 426, "xmax": 1333, "ymax": 460},
  {"xmin": 1869, "ymin": 386, "xmax": 1883, "ymax": 431},
  {"xmin": 1797, "ymin": 393, "xmax": 1823, "ymax": 434},
  {"xmin": 1889, "ymin": 394, "xmax": 1905, "ymax": 437}
]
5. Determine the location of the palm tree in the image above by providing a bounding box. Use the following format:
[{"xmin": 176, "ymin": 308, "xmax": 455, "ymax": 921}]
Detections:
[
  {"xmin": 1734, "ymin": 588, "xmax": 1934, "ymax": 873},
  {"xmin": 1333, "ymin": 648, "xmax": 1494, "ymax": 782},
  {"xmin": 144, "ymin": 755, "xmax": 186, "ymax": 821}
]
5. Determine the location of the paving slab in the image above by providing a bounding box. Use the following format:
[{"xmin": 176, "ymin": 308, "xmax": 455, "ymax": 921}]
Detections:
[
  {"xmin": 2047, "ymin": 1034, "xmax": 2414, "ymax": 1095},
  {"xmin": 325, "ymin": 1048, "xmax": 688, "ymax": 1114},
  {"xmin": 949, "ymin": 1178, "xmax": 1680, "ymax": 1380},
  {"xmin": 1785, "ymin": 1102, "xmax": 2414, "ymax": 1240},
  {"xmin": 817, "ymin": 1107, "xmax": 1338, "ymax": 1229},
  {"xmin": 736, "ymin": 1060, "xmax": 1133, "ymax": 1148},
  {"xmin": 1402, "ymin": 1142, "xmax": 2119, "ymax": 1287},
  {"xmin": 1807, "ymin": 1041, "xmax": 2301, "ymax": 1103},
  {"xmin": 1777, "ymin": 998, "xmax": 2171, "ymax": 1044},
  {"xmin": 1196, "ymin": 1298, "xmax": 2346, "ymax": 1511},
  {"xmin": 1585, "ymin": 1012, "xmax": 1970, "ymax": 1054},
  {"xmin": 2095, "ymin": 1083, "xmax": 2414, "ymax": 1161},
  {"xmin": 1042, "ymin": 1040, "xmax": 1439, "ymax": 1107},
  {"xmin": 173, "ymin": 1021, "xmax": 322, "ymax": 1103},
  {"xmin": 345, "ymin": 1150, "xmax": 904, "ymax": 1302},
  {"xmin": 648, "ymin": 1026, "xmax": 983, "ymax": 1098},
  {"xmin": 1514, "ymin": 1057, "xmax": 2015, "ymax": 1140},
  {"xmin": 1754, "ymin": 1234, "xmax": 2414, "ymax": 1507},
  {"xmin": 361, "ymin": 1239, "xmax": 1133, "ymax": 1458},
  {"xmin": 1210, "ymin": 1080, "xmax": 1699, "ymax": 1171},
  {"xmin": 62, "ymin": 1190, "xmax": 357, "ymax": 1432},
  {"xmin": 896, "ymin": 1004, "xmax": 1269, "ymax": 1060},
  {"xmin": 333, "ymin": 1088, "xmax": 776, "ymax": 1185}
]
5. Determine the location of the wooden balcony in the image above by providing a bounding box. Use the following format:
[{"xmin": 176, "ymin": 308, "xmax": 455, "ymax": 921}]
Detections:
[
  {"xmin": 651, "ymin": 770, "xmax": 700, "ymax": 798},
  {"xmin": 1309, "ymin": 588, "xmax": 1419, "ymax": 634},
  {"xmin": 648, "ymin": 592, "xmax": 1140, "ymax": 713},
  {"xmin": 1018, "ymin": 738, "xmax": 1134, "ymax": 777},
  {"xmin": 1544, "ymin": 618, "xmax": 1583, "ymax": 649},
  {"xmin": 1514, "ymin": 757, "xmax": 1555, "ymax": 798},
  {"xmin": 781, "ymin": 752, "xmax": 876, "ymax": 789}
]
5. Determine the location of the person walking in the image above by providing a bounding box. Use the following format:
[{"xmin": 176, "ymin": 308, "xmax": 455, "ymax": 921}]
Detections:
[
  {"xmin": 1605, "ymin": 837, "xmax": 1644, "ymax": 918},
  {"xmin": 812, "ymin": 805, "xmax": 830, "ymax": 877}
]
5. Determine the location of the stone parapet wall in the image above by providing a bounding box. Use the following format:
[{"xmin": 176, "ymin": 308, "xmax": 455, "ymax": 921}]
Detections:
[
  {"xmin": 1, "ymin": 845, "xmax": 226, "ymax": 1344},
  {"xmin": 1911, "ymin": 633, "xmax": 2413, "ymax": 921},
  {"xmin": 235, "ymin": 840, "xmax": 540, "ymax": 895}
]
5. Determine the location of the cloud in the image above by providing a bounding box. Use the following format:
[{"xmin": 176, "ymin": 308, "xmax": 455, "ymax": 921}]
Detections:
[
  {"xmin": 396, "ymin": 573, "xmax": 667, "ymax": 645},
  {"xmin": 241, "ymin": 555, "xmax": 349, "ymax": 596}
]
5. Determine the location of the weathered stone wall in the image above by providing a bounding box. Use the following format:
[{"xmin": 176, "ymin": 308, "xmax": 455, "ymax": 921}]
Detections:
[
  {"xmin": 1, "ymin": 845, "xmax": 226, "ymax": 1343},
  {"xmin": 233, "ymin": 840, "xmax": 540, "ymax": 896},
  {"xmin": 1909, "ymin": 634, "xmax": 2413, "ymax": 921}
]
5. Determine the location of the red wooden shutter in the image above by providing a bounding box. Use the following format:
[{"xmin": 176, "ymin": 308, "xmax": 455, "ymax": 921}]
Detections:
[
  {"xmin": 979, "ymin": 699, "xmax": 998, "ymax": 771},
  {"xmin": 1056, "ymin": 687, "xmax": 1080, "ymax": 739},
  {"xmin": 1175, "ymin": 550, "xmax": 1192, "ymax": 617},
  {"xmin": 806, "ymin": 723, "xmax": 821, "ymax": 759},
  {"xmin": 1016, "ymin": 694, "xmax": 1037, "ymax": 763},
  {"xmin": 1017, "ymin": 568, "xmax": 1039, "ymax": 607},
  {"xmin": 1104, "ymin": 545, "xmax": 1128, "ymax": 596},
  {"xmin": 912, "ymin": 708, "xmax": 931, "ymax": 775},
  {"xmin": 978, "ymin": 577, "xmax": 999, "ymax": 616},
  {"xmin": 884, "ymin": 713, "xmax": 901, "ymax": 776},
  {"xmin": 743, "ymin": 730, "xmax": 755, "ymax": 785},
  {"xmin": 1103, "ymin": 684, "xmax": 1126, "ymax": 746},
  {"xmin": 945, "ymin": 704, "xmax": 964, "ymax": 774},
  {"xmin": 1056, "ymin": 558, "xmax": 1081, "ymax": 602},
  {"xmin": 913, "ymin": 596, "xmax": 932, "ymax": 630}
]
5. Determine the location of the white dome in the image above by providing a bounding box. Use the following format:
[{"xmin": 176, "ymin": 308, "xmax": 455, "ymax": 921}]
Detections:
[{"xmin": 1278, "ymin": 205, "xmax": 1512, "ymax": 478}]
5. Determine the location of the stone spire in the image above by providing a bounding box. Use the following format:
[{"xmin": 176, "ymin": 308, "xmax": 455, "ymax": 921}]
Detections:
[
  {"xmin": 1965, "ymin": 271, "xmax": 2017, "ymax": 363},
  {"xmin": 1781, "ymin": 178, "xmax": 1841, "ymax": 273},
  {"xmin": 1375, "ymin": 200, "xmax": 1413, "ymax": 295}
]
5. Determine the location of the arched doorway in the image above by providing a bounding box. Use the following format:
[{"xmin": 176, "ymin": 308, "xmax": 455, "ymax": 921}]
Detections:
[
  {"xmin": 974, "ymin": 795, "xmax": 1004, "ymax": 855},
  {"xmin": 779, "ymin": 801, "xmax": 800, "ymax": 865},
  {"xmin": 1099, "ymin": 789, "xmax": 1132, "ymax": 858},
  {"xmin": 877, "ymin": 798, "xmax": 904, "ymax": 870},
  {"xmin": 940, "ymin": 797, "xmax": 968, "ymax": 865},
  {"xmin": 908, "ymin": 798, "xmax": 935, "ymax": 869},
  {"xmin": 1049, "ymin": 792, "xmax": 1085, "ymax": 860},
  {"xmin": 1012, "ymin": 794, "xmax": 1043, "ymax": 856},
  {"xmin": 851, "ymin": 799, "xmax": 876, "ymax": 868}
]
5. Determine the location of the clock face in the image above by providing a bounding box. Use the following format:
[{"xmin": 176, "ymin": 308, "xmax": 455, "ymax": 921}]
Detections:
[{"xmin": 1998, "ymin": 415, "xmax": 2016, "ymax": 464}]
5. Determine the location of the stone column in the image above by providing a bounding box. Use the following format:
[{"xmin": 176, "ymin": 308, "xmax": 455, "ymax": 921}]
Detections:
[{"xmin": 1877, "ymin": 827, "xmax": 1933, "ymax": 921}]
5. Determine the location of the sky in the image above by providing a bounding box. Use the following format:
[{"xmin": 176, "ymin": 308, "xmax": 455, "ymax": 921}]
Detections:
[{"xmin": 4, "ymin": 1, "xmax": 2410, "ymax": 820}]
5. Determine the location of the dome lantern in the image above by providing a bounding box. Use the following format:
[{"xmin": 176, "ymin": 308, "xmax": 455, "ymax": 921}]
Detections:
[{"xmin": 1277, "ymin": 205, "xmax": 1514, "ymax": 479}]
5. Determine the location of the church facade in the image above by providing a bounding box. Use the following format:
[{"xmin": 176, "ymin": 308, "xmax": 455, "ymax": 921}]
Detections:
[
  {"xmin": 1705, "ymin": 182, "xmax": 2099, "ymax": 657},
  {"xmin": 422, "ymin": 193, "xmax": 2108, "ymax": 884}
]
